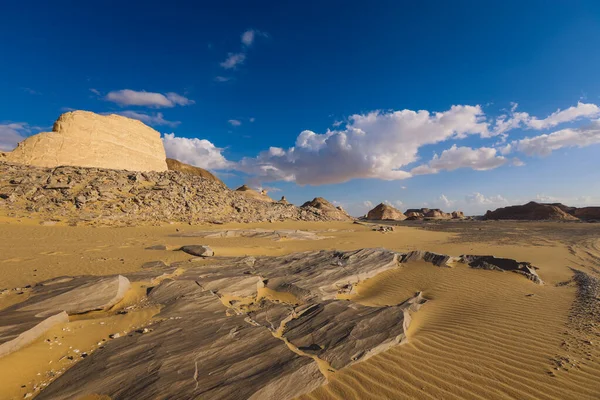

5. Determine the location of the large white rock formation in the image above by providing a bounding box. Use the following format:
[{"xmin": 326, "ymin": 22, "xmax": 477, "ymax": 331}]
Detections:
[{"xmin": 2, "ymin": 111, "xmax": 168, "ymax": 171}]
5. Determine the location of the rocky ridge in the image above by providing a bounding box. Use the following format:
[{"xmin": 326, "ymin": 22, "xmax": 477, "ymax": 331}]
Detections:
[{"xmin": 0, "ymin": 162, "xmax": 352, "ymax": 226}]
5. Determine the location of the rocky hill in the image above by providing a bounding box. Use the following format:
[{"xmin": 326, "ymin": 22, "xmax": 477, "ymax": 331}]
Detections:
[
  {"xmin": 366, "ymin": 203, "xmax": 406, "ymax": 221},
  {"xmin": 484, "ymin": 202, "xmax": 580, "ymax": 221},
  {"xmin": 235, "ymin": 185, "xmax": 274, "ymax": 203},
  {"xmin": 1, "ymin": 111, "xmax": 168, "ymax": 172},
  {"xmin": 301, "ymin": 197, "xmax": 353, "ymax": 220},
  {"xmin": 0, "ymin": 162, "xmax": 351, "ymax": 226}
]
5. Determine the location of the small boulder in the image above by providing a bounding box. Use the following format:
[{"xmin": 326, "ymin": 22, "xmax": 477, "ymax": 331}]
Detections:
[{"xmin": 180, "ymin": 245, "xmax": 214, "ymax": 257}]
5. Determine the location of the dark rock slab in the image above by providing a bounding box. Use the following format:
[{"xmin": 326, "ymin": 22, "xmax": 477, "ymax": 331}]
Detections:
[
  {"xmin": 461, "ymin": 255, "xmax": 543, "ymax": 284},
  {"xmin": 180, "ymin": 245, "xmax": 214, "ymax": 257},
  {"xmin": 401, "ymin": 250, "xmax": 452, "ymax": 267},
  {"xmin": 38, "ymin": 280, "xmax": 325, "ymax": 400},
  {"xmin": 0, "ymin": 275, "xmax": 130, "ymax": 357}
]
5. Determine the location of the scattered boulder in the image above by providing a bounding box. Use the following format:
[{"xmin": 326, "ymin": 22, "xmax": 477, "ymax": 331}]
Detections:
[
  {"xmin": 460, "ymin": 255, "xmax": 543, "ymax": 284},
  {"xmin": 165, "ymin": 158, "xmax": 224, "ymax": 186},
  {"xmin": 366, "ymin": 203, "xmax": 406, "ymax": 221},
  {"xmin": 180, "ymin": 245, "xmax": 214, "ymax": 257},
  {"xmin": 2, "ymin": 111, "xmax": 168, "ymax": 172}
]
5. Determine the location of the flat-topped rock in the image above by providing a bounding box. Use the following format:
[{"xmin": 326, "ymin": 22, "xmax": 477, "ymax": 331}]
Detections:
[
  {"xmin": 0, "ymin": 275, "xmax": 130, "ymax": 357},
  {"xmin": 3, "ymin": 111, "xmax": 168, "ymax": 171}
]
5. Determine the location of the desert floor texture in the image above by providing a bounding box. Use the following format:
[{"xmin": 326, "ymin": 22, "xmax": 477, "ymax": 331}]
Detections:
[{"xmin": 1, "ymin": 218, "xmax": 599, "ymax": 399}]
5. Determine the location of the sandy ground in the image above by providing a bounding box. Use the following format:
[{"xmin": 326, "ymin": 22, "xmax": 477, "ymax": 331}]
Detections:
[{"xmin": 1, "ymin": 218, "xmax": 599, "ymax": 399}]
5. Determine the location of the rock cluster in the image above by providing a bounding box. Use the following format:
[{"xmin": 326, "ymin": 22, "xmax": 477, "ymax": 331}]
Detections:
[
  {"xmin": 2, "ymin": 111, "xmax": 168, "ymax": 172},
  {"xmin": 0, "ymin": 162, "xmax": 352, "ymax": 226},
  {"xmin": 235, "ymin": 184, "xmax": 274, "ymax": 203}
]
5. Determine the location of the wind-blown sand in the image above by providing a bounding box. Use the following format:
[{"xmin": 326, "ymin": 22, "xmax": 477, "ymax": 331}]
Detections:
[{"xmin": 1, "ymin": 218, "xmax": 599, "ymax": 399}]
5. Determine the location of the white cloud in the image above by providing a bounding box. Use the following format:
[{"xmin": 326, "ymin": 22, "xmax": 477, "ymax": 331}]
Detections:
[
  {"xmin": 116, "ymin": 111, "xmax": 180, "ymax": 127},
  {"xmin": 89, "ymin": 88, "xmax": 101, "ymax": 96},
  {"xmin": 514, "ymin": 119, "xmax": 600, "ymax": 156},
  {"xmin": 465, "ymin": 192, "xmax": 509, "ymax": 206},
  {"xmin": 493, "ymin": 101, "xmax": 600, "ymax": 134},
  {"xmin": 362, "ymin": 200, "xmax": 374, "ymax": 209},
  {"xmin": 214, "ymin": 76, "xmax": 232, "ymax": 82},
  {"xmin": 220, "ymin": 52, "xmax": 246, "ymax": 69},
  {"xmin": 104, "ymin": 89, "xmax": 194, "ymax": 108},
  {"xmin": 0, "ymin": 123, "xmax": 29, "ymax": 151},
  {"xmin": 228, "ymin": 119, "xmax": 242, "ymax": 127},
  {"xmin": 411, "ymin": 145, "xmax": 507, "ymax": 175},
  {"xmin": 239, "ymin": 105, "xmax": 491, "ymax": 185},
  {"xmin": 162, "ymin": 133, "xmax": 232, "ymax": 170},
  {"xmin": 249, "ymin": 117, "xmax": 255, "ymax": 123},
  {"xmin": 241, "ymin": 29, "xmax": 268, "ymax": 46},
  {"xmin": 241, "ymin": 30, "xmax": 255, "ymax": 46}
]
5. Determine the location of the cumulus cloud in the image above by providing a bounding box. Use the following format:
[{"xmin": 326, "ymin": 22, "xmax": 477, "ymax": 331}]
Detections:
[
  {"xmin": 465, "ymin": 192, "xmax": 509, "ymax": 206},
  {"xmin": 513, "ymin": 119, "xmax": 600, "ymax": 156},
  {"xmin": 116, "ymin": 111, "xmax": 180, "ymax": 127},
  {"xmin": 105, "ymin": 89, "xmax": 194, "ymax": 108},
  {"xmin": 228, "ymin": 119, "xmax": 242, "ymax": 127},
  {"xmin": 214, "ymin": 76, "xmax": 232, "ymax": 82},
  {"xmin": 162, "ymin": 133, "xmax": 232, "ymax": 170},
  {"xmin": 494, "ymin": 102, "xmax": 599, "ymax": 134},
  {"xmin": 220, "ymin": 52, "xmax": 246, "ymax": 69},
  {"xmin": 239, "ymin": 105, "xmax": 491, "ymax": 185},
  {"xmin": 0, "ymin": 123, "xmax": 29, "ymax": 151},
  {"xmin": 362, "ymin": 201, "xmax": 374, "ymax": 209},
  {"xmin": 411, "ymin": 145, "xmax": 507, "ymax": 175}
]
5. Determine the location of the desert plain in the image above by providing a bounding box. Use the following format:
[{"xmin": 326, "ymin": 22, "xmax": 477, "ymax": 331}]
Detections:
[{"xmin": 1, "ymin": 216, "xmax": 599, "ymax": 399}]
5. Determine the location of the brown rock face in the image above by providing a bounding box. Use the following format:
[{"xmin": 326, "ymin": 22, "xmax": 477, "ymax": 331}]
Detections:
[
  {"xmin": 301, "ymin": 197, "xmax": 353, "ymax": 220},
  {"xmin": 165, "ymin": 158, "xmax": 224, "ymax": 185},
  {"xmin": 484, "ymin": 201, "xmax": 580, "ymax": 221},
  {"xmin": 3, "ymin": 111, "xmax": 168, "ymax": 172},
  {"xmin": 366, "ymin": 203, "xmax": 406, "ymax": 221},
  {"xmin": 571, "ymin": 207, "xmax": 600, "ymax": 221}
]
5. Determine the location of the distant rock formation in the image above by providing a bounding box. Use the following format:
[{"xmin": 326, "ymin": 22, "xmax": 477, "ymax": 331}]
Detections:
[
  {"xmin": 452, "ymin": 211, "xmax": 465, "ymax": 219},
  {"xmin": 3, "ymin": 111, "xmax": 168, "ymax": 172},
  {"xmin": 403, "ymin": 207, "xmax": 462, "ymax": 220},
  {"xmin": 424, "ymin": 209, "xmax": 452, "ymax": 219},
  {"xmin": 301, "ymin": 197, "xmax": 353, "ymax": 220},
  {"xmin": 235, "ymin": 185, "xmax": 274, "ymax": 203},
  {"xmin": 366, "ymin": 203, "xmax": 406, "ymax": 221},
  {"xmin": 484, "ymin": 201, "xmax": 580, "ymax": 221},
  {"xmin": 166, "ymin": 158, "xmax": 223, "ymax": 185},
  {"xmin": 278, "ymin": 196, "xmax": 290, "ymax": 205},
  {"xmin": 572, "ymin": 207, "xmax": 600, "ymax": 221}
]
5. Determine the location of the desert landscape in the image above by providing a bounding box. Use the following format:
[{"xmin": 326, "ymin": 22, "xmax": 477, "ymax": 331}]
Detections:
[{"xmin": 0, "ymin": 110, "xmax": 599, "ymax": 399}]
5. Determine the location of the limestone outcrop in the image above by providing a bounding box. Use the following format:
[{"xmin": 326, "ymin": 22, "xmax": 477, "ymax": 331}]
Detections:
[
  {"xmin": 366, "ymin": 203, "xmax": 406, "ymax": 221},
  {"xmin": 166, "ymin": 158, "xmax": 223, "ymax": 185},
  {"xmin": 3, "ymin": 111, "xmax": 168, "ymax": 172}
]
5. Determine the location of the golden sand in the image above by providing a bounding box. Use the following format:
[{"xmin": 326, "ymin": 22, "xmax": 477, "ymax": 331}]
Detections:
[{"xmin": 1, "ymin": 218, "xmax": 599, "ymax": 399}]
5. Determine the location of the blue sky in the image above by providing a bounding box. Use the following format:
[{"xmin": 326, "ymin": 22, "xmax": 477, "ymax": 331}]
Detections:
[{"xmin": 1, "ymin": 1, "xmax": 600, "ymax": 215}]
